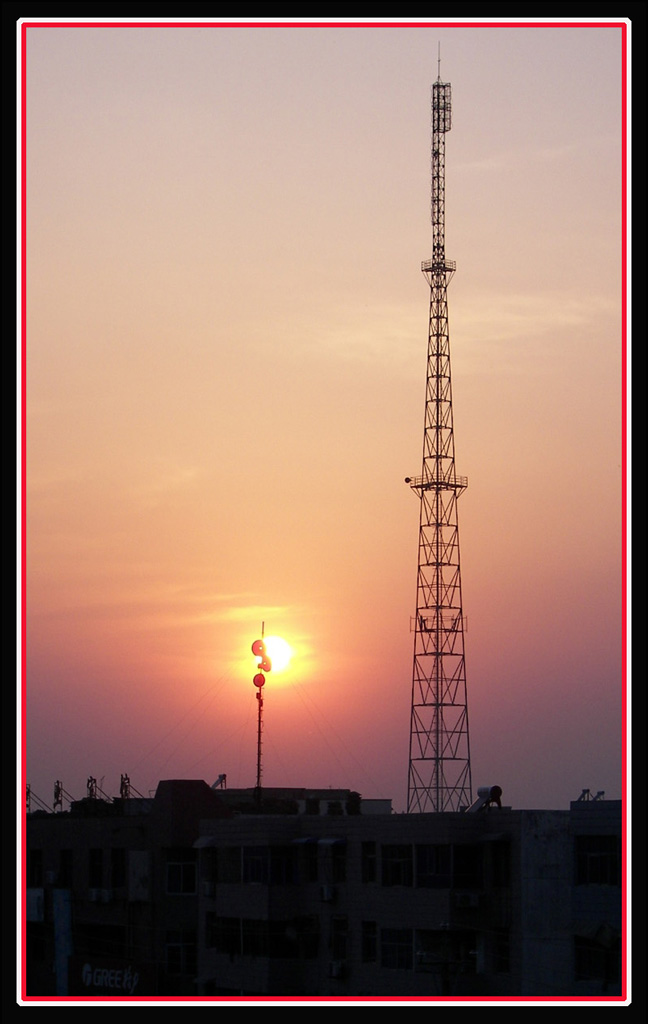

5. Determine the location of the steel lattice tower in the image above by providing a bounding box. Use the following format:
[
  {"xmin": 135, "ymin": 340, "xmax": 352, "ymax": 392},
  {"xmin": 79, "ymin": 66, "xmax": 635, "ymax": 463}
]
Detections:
[{"xmin": 406, "ymin": 76, "xmax": 472, "ymax": 813}]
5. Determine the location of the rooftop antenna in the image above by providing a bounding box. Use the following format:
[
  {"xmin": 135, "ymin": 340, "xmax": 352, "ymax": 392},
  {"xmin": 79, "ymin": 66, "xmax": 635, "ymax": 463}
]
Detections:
[
  {"xmin": 437, "ymin": 41, "xmax": 441, "ymax": 82},
  {"xmin": 26, "ymin": 784, "xmax": 55, "ymax": 814},
  {"xmin": 118, "ymin": 774, "xmax": 145, "ymax": 799},
  {"xmin": 53, "ymin": 780, "xmax": 76, "ymax": 811},
  {"xmin": 251, "ymin": 621, "xmax": 272, "ymax": 807}
]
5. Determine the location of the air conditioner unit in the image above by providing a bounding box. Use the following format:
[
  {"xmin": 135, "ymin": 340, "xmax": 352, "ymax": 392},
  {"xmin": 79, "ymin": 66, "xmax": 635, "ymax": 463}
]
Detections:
[
  {"xmin": 320, "ymin": 885, "xmax": 335, "ymax": 903},
  {"xmin": 329, "ymin": 960, "xmax": 345, "ymax": 978}
]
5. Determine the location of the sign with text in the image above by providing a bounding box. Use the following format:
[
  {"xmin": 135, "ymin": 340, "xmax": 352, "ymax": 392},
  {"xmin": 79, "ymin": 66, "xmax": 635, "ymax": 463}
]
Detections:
[{"xmin": 68, "ymin": 956, "xmax": 155, "ymax": 997}]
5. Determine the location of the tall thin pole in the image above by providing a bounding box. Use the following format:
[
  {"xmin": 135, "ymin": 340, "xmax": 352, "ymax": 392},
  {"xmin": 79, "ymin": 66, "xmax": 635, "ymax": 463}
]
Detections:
[
  {"xmin": 406, "ymin": 75, "xmax": 472, "ymax": 813},
  {"xmin": 252, "ymin": 622, "xmax": 267, "ymax": 807},
  {"xmin": 256, "ymin": 702, "xmax": 263, "ymax": 803}
]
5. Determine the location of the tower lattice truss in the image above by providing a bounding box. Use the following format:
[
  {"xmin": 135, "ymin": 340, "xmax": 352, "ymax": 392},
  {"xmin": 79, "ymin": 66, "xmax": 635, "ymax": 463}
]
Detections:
[{"xmin": 407, "ymin": 79, "xmax": 472, "ymax": 813}]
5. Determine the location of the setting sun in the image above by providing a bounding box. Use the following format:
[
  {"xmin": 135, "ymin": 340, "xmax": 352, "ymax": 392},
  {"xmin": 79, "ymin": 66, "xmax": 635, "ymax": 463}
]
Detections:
[{"xmin": 261, "ymin": 635, "xmax": 293, "ymax": 673}]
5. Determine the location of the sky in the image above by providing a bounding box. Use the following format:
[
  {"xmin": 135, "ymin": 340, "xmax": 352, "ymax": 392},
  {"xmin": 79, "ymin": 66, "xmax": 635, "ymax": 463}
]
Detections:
[{"xmin": 22, "ymin": 19, "xmax": 627, "ymax": 814}]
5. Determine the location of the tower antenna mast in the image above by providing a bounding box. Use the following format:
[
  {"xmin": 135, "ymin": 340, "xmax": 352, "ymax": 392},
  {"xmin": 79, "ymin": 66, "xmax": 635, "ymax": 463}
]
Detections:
[
  {"xmin": 405, "ymin": 72, "xmax": 472, "ymax": 813},
  {"xmin": 251, "ymin": 621, "xmax": 270, "ymax": 807}
]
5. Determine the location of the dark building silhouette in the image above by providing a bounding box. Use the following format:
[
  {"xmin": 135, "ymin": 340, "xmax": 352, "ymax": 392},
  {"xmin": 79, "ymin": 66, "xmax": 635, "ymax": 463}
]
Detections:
[
  {"xmin": 25, "ymin": 782, "xmax": 622, "ymax": 998},
  {"xmin": 26, "ymin": 780, "xmax": 231, "ymax": 996}
]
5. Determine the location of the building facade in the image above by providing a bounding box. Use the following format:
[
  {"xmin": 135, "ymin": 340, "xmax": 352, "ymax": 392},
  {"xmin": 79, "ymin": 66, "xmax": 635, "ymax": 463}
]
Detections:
[
  {"xmin": 194, "ymin": 798, "xmax": 622, "ymax": 997},
  {"xmin": 25, "ymin": 783, "xmax": 622, "ymax": 999},
  {"xmin": 25, "ymin": 780, "xmax": 232, "ymax": 997}
]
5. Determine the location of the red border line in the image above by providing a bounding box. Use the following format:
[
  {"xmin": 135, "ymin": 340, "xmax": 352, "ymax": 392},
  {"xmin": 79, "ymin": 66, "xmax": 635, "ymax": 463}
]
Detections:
[{"xmin": 17, "ymin": 18, "xmax": 630, "ymax": 1007}]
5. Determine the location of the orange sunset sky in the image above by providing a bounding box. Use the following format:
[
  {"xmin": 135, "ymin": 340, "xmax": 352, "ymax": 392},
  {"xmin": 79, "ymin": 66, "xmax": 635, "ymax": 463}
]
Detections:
[{"xmin": 22, "ymin": 19, "xmax": 627, "ymax": 812}]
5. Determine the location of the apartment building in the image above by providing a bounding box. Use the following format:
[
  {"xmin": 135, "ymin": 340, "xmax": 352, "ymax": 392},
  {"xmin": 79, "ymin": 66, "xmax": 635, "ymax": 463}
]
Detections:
[{"xmin": 25, "ymin": 783, "xmax": 622, "ymax": 999}]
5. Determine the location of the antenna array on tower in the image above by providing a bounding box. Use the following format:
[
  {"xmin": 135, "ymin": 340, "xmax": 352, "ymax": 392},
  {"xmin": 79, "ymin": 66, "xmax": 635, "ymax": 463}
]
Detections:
[{"xmin": 406, "ymin": 74, "xmax": 472, "ymax": 814}]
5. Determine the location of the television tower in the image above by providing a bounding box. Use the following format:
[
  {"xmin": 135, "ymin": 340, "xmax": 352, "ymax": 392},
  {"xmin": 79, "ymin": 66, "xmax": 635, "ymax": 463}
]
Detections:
[{"xmin": 406, "ymin": 72, "xmax": 472, "ymax": 813}]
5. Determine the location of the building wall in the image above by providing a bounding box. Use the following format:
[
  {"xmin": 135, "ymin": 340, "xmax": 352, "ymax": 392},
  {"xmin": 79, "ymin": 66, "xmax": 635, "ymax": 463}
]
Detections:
[
  {"xmin": 25, "ymin": 788, "xmax": 622, "ymax": 998},
  {"xmin": 194, "ymin": 803, "xmax": 622, "ymax": 998},
  {"xmin": 25, "ymin": 781, "xmax": 231, "ymax": 997},
  {"xmin": 196, "ymin": 811, "xmax": 514, "ymax": 996}
]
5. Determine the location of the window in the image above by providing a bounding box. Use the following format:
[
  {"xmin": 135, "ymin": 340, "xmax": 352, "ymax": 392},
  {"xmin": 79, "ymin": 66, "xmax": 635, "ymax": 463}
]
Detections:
[
  {"xmin": 166, "ymin": 929, "xmax": 197, "ymax": 976},
  {"xmin": 452, "ymin": 844, "xmax": 483, "ymax": 889},
  {"xmin": 243, "ymin": 846, "xmax": 269, "ymax": 884},
  {"xmin": 211, "ymin": 916, "xmax": 241, "ymax": 956},
  {"xmin": 28, "ymin": 848, "xmax": 43, "ymax": 887},
  {"xmin": 490, "ymin": 841, "xmax": 511, "ymax": 887},
  {"xmin": 220, "ymin": 846, "xmax": 241, "ymax": 883},
  {"xmin": 381, "ymin": 928, "xmax": 413, "ymax": 970},
  {"xmin": 361, "ymin": 920, "xmax": 377, "ymax": 963},
  {"xmin": 331, "ymin": 843, "xmax": 346, "ymax": 883},
  {"xmin": 381, "ymin": 845, "xmax": 413, "ymax": 887},
  {"xmin": 297, "ymin": 842, "xmax": 318, "ymax": 883},
  {"xmin": 59, "ymin": 849, "xmax": 73, "ymax": 888},
  {"xmin": 242, "ymin": 919, "xmax": 269, "ymax": 957},
  {"xmin": 167, "ymin": 862, "xmax": 196, "ymax": 894},
  {"xmin": 575, "ymin": 835, "xmax": 620, "ymax": 886},
  {"xmin": 88, "ymin": 848, "xmax": 103, "ymax": 888},
  {"xmin": 361, "ymin": 842, "xmax": 376, "ymax": 883},
  {"xmin": 415, "ymin": 844, "xmax": 451, "ymax": 888},
  {"xmin": 203, "ymin": 847, "xmax": 218, "ymax": 888},
  {"xmin": 293, "ymin": 916, "xmax": 319, "ymax": 959},
  {"xmin": 269, "ymin": 846, "xmax": 297, "ymax": 885},
  {"xmin": 268, "ymin": 919, "xmax": 301, "ymax": 959},
  {"xmin": 166, "ymin": 851, "xmax": 197, "ymax": 894},
  {"xmin": 110, "ymin": 847, "xmax": 126, "ymax": 888},
  {"xmin": 331, "ymin": 917, "xmax": 348, "ymax": 960}
]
